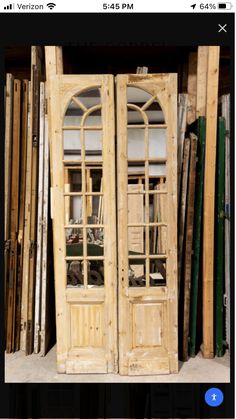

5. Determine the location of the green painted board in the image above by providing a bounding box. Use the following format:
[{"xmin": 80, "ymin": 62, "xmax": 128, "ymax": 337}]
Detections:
[
  {"xmin": 189, "ymin": 117, "xmax": 206, "ymax": 357},
  {"xmin": 215, "ymin": 117, "xmax": 225, "ymax": 357}
]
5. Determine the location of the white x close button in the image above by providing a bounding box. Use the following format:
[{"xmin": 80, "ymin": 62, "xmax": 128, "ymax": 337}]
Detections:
[{"xmin": 218, "ymin": 23, "xmax": 227, "ymax": 32}]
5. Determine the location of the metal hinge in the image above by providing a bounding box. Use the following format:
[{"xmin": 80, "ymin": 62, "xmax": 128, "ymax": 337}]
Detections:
[{"xmin": 223, "ymin": 294, "xmax": 227, "ymax": 307}]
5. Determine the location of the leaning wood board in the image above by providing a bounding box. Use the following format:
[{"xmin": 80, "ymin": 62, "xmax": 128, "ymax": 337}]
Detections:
[
  {"xmin": 178, "ymin": 137, "xmax": 190, "ymax": 297},
  {"xmin": 182, "ymin": 133, "xmax": 198, "ymax": 361},
  {"xmin": 221, "ymin": 94, "xmax": 230, "ymax": 350},
  {"xmin": 215, "ymin": 117, "xmax": 225, "ymax": 357},
  {"xmin": 177, "ymin": 93, "xmax": 188, "ymax": 201},
  {"xmin": 40, "ymin": 95, "xmax": 50, "ymax": 356},
  {"xmin": 20, "ymin": 81, "xmax": 32, "ymax": 351},
  {"xmin": 4, "ymin": 73, "xmax": 14, "ymax": 343},
  {"xmin": 189, "ymin": 117, "xmax": 206, "ymax": 357},
  {"xmin": 6, "ymin": 79, "xmax": 21, "ymax": 353},
  {"xmin": 196, "ymin": 46, "xmax": 209, "ymax": 118},
  {"xmin": 15, "ymin": 80, "xmax": 29, "ymax": 351},
  {"xmin": 34, "ymin": 82, "xmax": 45, "ymax": 353},
  {"xmin": 26, "ymin": 46, "xmax": 42, "ymax": 355},
  {"xmin": 202, "ymin": 46, "xmax": 220, "ymax": 359},
  {"xmin": 187, "ymin": 52, "xmax": 197, "ymax": 125}
]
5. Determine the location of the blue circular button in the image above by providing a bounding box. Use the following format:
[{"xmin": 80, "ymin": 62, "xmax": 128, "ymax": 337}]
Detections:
[{"xmin": 205, "ymin": 388, "xmax": 224, "ymax": 407}]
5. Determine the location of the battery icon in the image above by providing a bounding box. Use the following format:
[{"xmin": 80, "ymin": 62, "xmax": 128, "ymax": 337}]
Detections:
[{"xmin": 218, "ymin": 2, "xmax": 233, "ymax": 9}]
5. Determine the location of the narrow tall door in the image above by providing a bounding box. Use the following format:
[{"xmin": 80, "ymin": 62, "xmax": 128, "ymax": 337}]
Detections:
[
  {"xmin": 117, "ymin": 74, "xmax": 178, "ymax": 375},
  {"xmin": 49, "ymin": 75, "xmax": 117, "ymax": 373}
]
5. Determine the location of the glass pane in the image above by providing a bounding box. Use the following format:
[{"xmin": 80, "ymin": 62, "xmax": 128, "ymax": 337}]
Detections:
[
  {"xmin": 65, "ymin": 228, "xmax": 83, "ymax": 257},
  {"xmin": 128, "ymin": 192, "xmax": 145, "ymax": 224},
  {"xmin": 63, "ymin": 130, "xmax": 81, "ymax": 161},
  {"xmin": 88, "ymin": 260, "xmax": 104, "ymax": 287},
  {"xmin": 86, "ymin": 195, "xmax": 103, "ymax": 224},
  {"xmin": 75, "ymin": 88, "xmax": 101, "ymax": 109},
  {"xmin": 128, "ymin": 161, "xmax": 145, "ymax": 176},
  {"xmin": 149, "ymin": 193, "xmax": 167, "ymax": 223},
  {"xmin": 148, "ymin": 178, "xmax": 166, "ymax": 192},
  {"xmin": 64, "ymin": 168, "xmax": 82, "ymax": 192},
  {"xmin": 129, "ymin": 259, "xmax": 146, "ymax": 287},
  {"xmin": 145, "ymin": 101, "xmax": 165, "ymax": 124},
  {"xmin": 84, "ymin": 130, "xmax": 102, "ymax": 161},
  {"xmin": 150, "ymin": 258, "xmax": 166, "ymax": 286},
  {"xmin": 84, "ymin": 109, "xmax": 102, "ymax": 126},
  {"xmin": 149, "ymin": 163, "xmax": 166, "ymax": 176},
  {"xmin": 64, "ymin": 101, "xmax": 83, "ymax": 126},
  {"xmin": 149, "ymin": 128, "xmax": 166, "ymax": 159},
  {"xmin": 87, "ymin": 228, "xmax": 104, "ymax": 256},
  {"xmin": 128, "ymin": 227, "xmax": 145, "ymax": 256},
  {"xmin": 90, "ymin": 168, "xmax": 103, "ymax": 192},
  {"xmin": 67, "ymin": 260, "xmax": 84, "ymax": 287},
  {"xmin": 127, "ymin": 86, "xmax": 152, "ymax": 105},
  {"xmin": 127, "ymin": 108, "xmax": 144, "ymax": 124},
  {"xmin": 149, "ymin": 226, "xmax": 167, "ymax": 255},
  {"xmin": 65, "ymin": 196, "xmax": 83, "ymax": 224},
  {"xmin": 128, "ymin": 128, "xmax": 145, "ymax": 159}
]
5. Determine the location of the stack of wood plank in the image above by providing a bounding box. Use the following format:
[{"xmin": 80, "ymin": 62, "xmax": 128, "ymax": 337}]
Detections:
[
  {"xmin": 5, "ymin": 46, "xmax": 55, "ymax": 356},
  {"xmin": 178, "ymin": 46, "xmax": 230, "ymax": 361}
]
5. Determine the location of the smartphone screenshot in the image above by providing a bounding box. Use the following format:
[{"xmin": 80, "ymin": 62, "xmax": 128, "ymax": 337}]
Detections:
[{"xmin": 0, "ymin": 1, "xmax": 234, "ymax": 418}]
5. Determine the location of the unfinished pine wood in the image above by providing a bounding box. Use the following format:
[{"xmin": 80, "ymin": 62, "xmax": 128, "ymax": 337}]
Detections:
[
  {"xmin": 177, "ymin": 94, "xmax": 188, "ymax": 200},
  {"xmin": 4, "ymin": 73, "xmax": 14, "ymax": 344},
  {"xmin": 202, "ymin": 46, "xmax": 220, "ymax": 359},
  {"xmin": 221, "ymin": 94, "xmax": 230, "ymax": 350},
  {"xmin": 187, "ymin": 52, "xmax": 197, "ymax": 125},
  {"xmin": 44, "ymin": 46, "xmax": 63, "ymax": 185},
  {"xmin": 178, "ymin": 137, "xmax": 191, "ymax": 297},
  {"xmin": 34, "ymin": 82, "xmax": 45, "ymax": 353},
  {"xmin": 15, "ymin": 80, "xmax": 29, "ymax": 351},
  {"xmin": 117, "ymin": 74, "xmax": 178, "ymax": 375},
  {"xmin": 6, "ymin": 79, "xmax": 21, "ymax": 353},
  {"xmin": 182, "ymin": 133, "xmax": 198, "ymax": 361},
  {"xmin": 49, "ymin": 75, "xmax": 117, "ymax": 373},
  {"xmin": 196, "ymin": 46, "xmax": 209, "ymax": 118}
]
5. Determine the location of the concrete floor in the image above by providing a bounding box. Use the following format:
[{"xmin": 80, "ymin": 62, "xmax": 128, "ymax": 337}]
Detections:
[{"xmin": 5, "ymin": 345, "xmax": 230, "ymax": 383}]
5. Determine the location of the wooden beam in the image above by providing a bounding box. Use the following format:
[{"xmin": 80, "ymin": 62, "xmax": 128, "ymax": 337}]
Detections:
[
  {"xmin": 6, "ymin": 79, "xmax": 21, "ymax": 353},
  {"xmin": 196, "ymin": 46, "xmax": 209, "ymax": 118},
  {"xmin": 4, "ymin": 73, "xmax": 14, "ymax": 345},
  {"xmin": 45, "ymin": 46, "xmax": 63, "ymax": 185},
  {"xmin": 20, "ymin": 81, "xmax": 31, "ymax": 351},
  {"xmin": 178, "ymin": 137, "xmax": 190, "ymax": 297},
  {"xmin": 215, "ymin": 117, "xmax": 225, "ymax": 357},
  {"xmin": 182, "ymin": 133, "xmax": 198, "ymax": 361},
  {"xmin": 34, "ymin": 82, "xmax": 45, "ymax": 354},
  {"xmin": 177, "ymin": 93, "xmax": 188, "ymax": 200},
  {"xmin": 221, "ymin": 94, "xmax": 230, "ymax": 350},
  {"xmin": 26, "ymin": 46, "xmax": 43, "ymax": 355},
  {"xmin": 187, "ymin": 52, "xmax": 197, "ymax": 125},
  {"xmin": 15, "ymin": 80, "xmax": 29, "ymax": 351},
  {"xmin": 202, "ymin": 46, "xmax": 220, "ymax": 359}
]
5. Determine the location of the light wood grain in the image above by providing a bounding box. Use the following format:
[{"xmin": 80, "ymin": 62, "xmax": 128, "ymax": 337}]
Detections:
[{"xmin": 202, "ymin": 46, "xmax": 220, "ymax": 359}]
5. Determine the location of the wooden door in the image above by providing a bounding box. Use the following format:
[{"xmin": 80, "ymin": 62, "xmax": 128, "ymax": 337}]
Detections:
[
  {"xmin": 49, "ymin": 75, "xmax": 117, "ymax": 373},
  {"xmin": 117, "ymin": 74, "xmax": 178, "ymax": 375}
]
